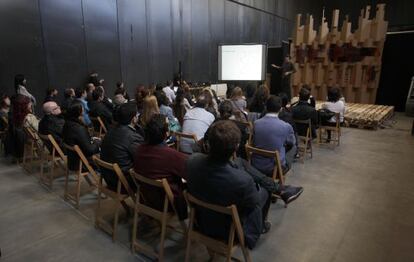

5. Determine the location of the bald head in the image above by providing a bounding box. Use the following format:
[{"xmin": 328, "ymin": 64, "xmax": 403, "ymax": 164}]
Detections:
[{"xmin": 43, "ymin": 101, "xmax": 61, "ymax": 115}]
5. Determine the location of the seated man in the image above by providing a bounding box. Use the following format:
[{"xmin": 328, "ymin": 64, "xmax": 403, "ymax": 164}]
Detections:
[
  {"xmin": 100, "ymin": 103, "xmax": 144, "ymax": 192},
  {"xmin": 134, "ymin": 114, "xmax": 188, "ymax": 219},
  {"xmin": 292, "ymin": 87, "xmax": 318, "ymax": 138},
  {"xmin": 89, "ymin": 88, "xmax": 113, "ymax": 129},
  {"xmin": 187, "ymin": 121, "xmax": 303, "ymax": 249},
  {"xmin": 253, "ymin": 96, "xmax": 296, "ymax": 175},
  {"xmin": 180, "ymin": 94, "xmax": 215, "ymax": 153},
  {"xmin": 39, "ymin": 101, "xmax": 65, "ymax": 151},
  {"xmin": 75, "ymin": 86, "xmax": 91, "ymax": 126}
]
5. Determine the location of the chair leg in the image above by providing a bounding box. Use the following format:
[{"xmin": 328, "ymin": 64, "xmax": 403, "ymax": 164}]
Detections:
[
  {"xmin": 64, "ymin": 168, "xmax": 69, "ymax": 200},
  {"xmin": 75, "ymin": 173, "xmax": 82, "ymax": 208},
  {"xmin": 95, "ymin": 185, "xmax": 102, "ymax": 229},
  {"xmin": 112, "ymin": 199, "xmax": 121, "ymax": 242},
  {"xmin": 49, "ymin": 159, "xmax": 55, "ymax": 189},
  {"xmin": 158, "ymin": 215, "xmax": 168, "ymax": 261},
  {"xmin": 184, "ymin": 234, "xmax": 192, "ymax": 262},
  {"xmin": 131, "ymin": 209, "xmax": 139, "ymax": 253}
]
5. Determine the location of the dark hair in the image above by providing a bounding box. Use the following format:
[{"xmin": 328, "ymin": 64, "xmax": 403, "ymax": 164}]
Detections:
[
  {"xmin": 115, "ymin": 86, "xmax": 126, "ymax": 96},
  {"xmin": 207, "ymin": 120, "xmax": 241, "ymax": 162},
  {"xmin": 195, "ymin": 94, "xmax": 208, "ymax": 108},
  {"xmin": 154, "ymin": 90, "xmax": 169, "ymax": 106},
  {"xmin": 249, "ymin": 85, "xmax": 270, "ymax": 113},
  {"xmin": 92, "ymin": 89, "xmax": 104, "ymax": 101},
  {"xmin": 66, "ymin": 101, "xmax": 83, "ymax": 121},
  {"xmin": 115, "ymin": 102, "xmax": 137, "ymax": 125},
  {"xmin": 64, "ymin": 88, "xmax": 74, "ymax": 99},
  {"xmin": 156, "ymin": 83, "xmax": 164, "ymax": 91},
  {"xmin": 75, "ymin": 87, "xmax": 86, "ymax": 98},
  {"xmin": 116, "ymin": 81, "xmax": 123, "ymax": 88},
  {"xmin": 46, "ymin": 87, "xmax": 57, "ymax": 96},
  {"xmin": 14, "ymin": 74, "xmax": 26, "ymax": 93},
  {"xmin": 327, "ymin": 87, "xmax": 341, "ymax": 102},
  {"xmin": 278, "ymin": 93, "xmax": 289, "ymax": 108},
  {"xmin": 144, "ymin": 114, "xmax": 168, "ymax": 145},
  {"xmin": 135, "ymin": 85, "xmax": 149, "ymax": 112},
  {"xmin": 173, "ymin": 87, "xmax": 186, "ymax": 126},
  {"xmin": 299, "ymin": 87, "xmax": 310, "ymax": 101},
  {"xmin": 245, "ymin": 84, "xmax": 256, "ymax": 99},
  {"xmin": 266, "ymin": 95, "xmax": 282, "ymax": 113},
  {"xmin": 219, "ymin": 100, "xmax": 233, "ymax": 120},
  {"xmin": 1, "ymin": 94, "xmax": 10, "ymax": 109},
  {"xmin": 12, "ymin": 95, "xmax": 31, "ymax": 127}
]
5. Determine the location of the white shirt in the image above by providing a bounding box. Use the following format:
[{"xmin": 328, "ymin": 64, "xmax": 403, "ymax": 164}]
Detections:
[
  {"xmin": 322, "ymin": 100, "xmax": 345, "ymax": 123},
  {"xmin": 162, "ymin": 86, "xmax": 176, "ymax": 104}
]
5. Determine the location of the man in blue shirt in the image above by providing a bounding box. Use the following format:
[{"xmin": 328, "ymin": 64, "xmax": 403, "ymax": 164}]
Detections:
[
  {"xmin": 75, "ymin": 86, "xmax": 91, "ymax": 126},
  {"xmin": 253, "ymin": 95, "xmax": 296, "ymax": 176}
]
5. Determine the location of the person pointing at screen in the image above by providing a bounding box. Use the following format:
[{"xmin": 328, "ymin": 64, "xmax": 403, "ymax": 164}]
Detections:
[{"xmin": 271, "ymin": 55, "xmax": 296, "ymax": 100}]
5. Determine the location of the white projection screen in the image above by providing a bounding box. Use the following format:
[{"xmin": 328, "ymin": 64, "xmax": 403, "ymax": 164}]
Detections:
[{"xmin": 218, "ymin": 44, "xmax": 267, "ymax": 81}]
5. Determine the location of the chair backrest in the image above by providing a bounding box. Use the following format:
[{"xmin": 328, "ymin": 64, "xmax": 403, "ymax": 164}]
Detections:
[
  {"xmin": 173, "ymin": 131, "xmax": 198, "ymax": 152},
  {"xmin": 129, "ymin": 169, "xmax": 177, "ymax": 218},
  {"xmin": 38, "ymin": 133, "xmax": 66, "ymax": 161},
  {"xmin": 93, "ymin": 156, "xmax": 134, "ymax": 198},
  {"xmin": 245, "ymin": 144, "xmax": 284, "ymax": 184},
  {"xmin": 231, "ymin": 120, "xmax": 253, "ymax": 145},
  {"xmin": 293, "ymin": 118, "xmax": 311, "ymax": 139},
  {"xmin": 63, "ymin": 143, "xmax": 99, "ymax": 182},
  {"xmin": 184, "ymin": 191, "xmax": 249, "ymax": 259},
  {"xmin": 0, "ymin": 116, "xmax": 8, "ymax": 131},
  {"xmin": 90, "ymin": 116, "xmax": 107, "ymax": 138}
]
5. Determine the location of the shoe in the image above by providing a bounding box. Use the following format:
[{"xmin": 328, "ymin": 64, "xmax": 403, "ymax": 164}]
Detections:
[
  {"xmin": 262, "ymin": 220, "xmax": 272, "ymax": 234},
  {"xmin": 280, "ymin": 186, "xmax": 303, "ymax": 205}
]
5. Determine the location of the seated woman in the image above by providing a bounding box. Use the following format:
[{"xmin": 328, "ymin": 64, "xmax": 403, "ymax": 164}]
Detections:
[
  {"xmin": 139, "ymin": 95, "xmax": 159, "ymax": 127},
  {"xmin": 230, "ymin": 86, "xmax": 248, "ymax": 121},
  {"xmin": 63, "ymin": 101, "xmax": 100, "ymax": 171},
  {"xmin": 154, "ymin": 90, "xmax": 180, "ymax": 132},
  {"xmin": 248, "ymin": 85, "xmax": 270, "ymax": 121},
  {"xmin": 321, "ymin": 87, "xmax": 346, "ymax": 141}
]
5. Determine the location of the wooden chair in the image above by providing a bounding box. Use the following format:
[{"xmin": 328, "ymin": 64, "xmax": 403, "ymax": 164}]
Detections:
[
  {"xmin": 184, "ymin": 192, "xmax": 252, "ymax": 262},
  {"xmin": 0, "ymin": 116, "xmax": 8, "ymax": 153},
  {"xmin": 90, "ymin": 116, "xmax": 107, "ymax": 139},
  {"xmin": 318, "ymin": 113, "xmax": 341, "ymax": 146},
  {"xmin": 38, "ymin": 134, "xmax": 67, "ymax": 188},
  {"xmin": 245, "ymin": 144, "xmax": 290, "ymax": 185},
  {"xmin": 92, "ymin": 156, "xmax": 134, "ymax": 241},
  {"xmin": 63, "ymin": 143, "xmax": 99, "ymax": 208},
  {"xmin": 231, "ymin": 120, "xmax": 253, "ymax": 145},
  {"xmin": 173, "ymin": 131, "xmax": 198, "ymax": 153},
  {"xmin": 22, "ymin": 126, "xmax": 42, "ymax": 173},
  {"xmin": 129, "ymin": 169, "xmax": 185, "ymax": 261},
  {"xmin": 293, "ymin": 118, "xmax": 313, "ymax": 163}
]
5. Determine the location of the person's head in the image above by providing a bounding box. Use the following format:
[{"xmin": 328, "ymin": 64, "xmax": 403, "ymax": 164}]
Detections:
[
  {"xmin": 327, "ymin": 87, "xmax": 341, "ymax": 102},
  {"xmin": 202, "ymin": 89, "xmax": 214, "ymax": 107},
  {"xmin": 154, "ymin": 90, "xmax": 169, "ymax": 106},
  {"xmin": 115, "ymin": 102, "xmax": 138, "ymax": 126},
  {"xmin": 75, "ymin": 87, "xmax": 87, "ymax": 99},
  {"xmin": 266, "ymin": 95, "xmax": 282, "ymax": 113},
  {"xmin": 299, "ymin": 87, "xmax": 310, "ymax": 102},
  {"xmin": 207, "ymin": 120, "xmax": 241, "ymax": 162},
  {"xmin": 96, "ymin": 85, "xmax": 105, "ymax": 95},
  {"xmin": 14, "ymin": 74, "xmax": 26, "ymax": 89},
  {"xmin": 0, "ymin": 94, "xmax": 11, "ymax": 110},
  {"xmin": 278, "ymin": 92, "xmax": 289, "ymax": 108},
  {"xmin": 156, "ymin": 83, "xmax": 164, "ymax": 91},
  {"xmin": 12, "ymin": 95, "xmax": 32, "ymax": 127},
  {"xmin": 231, "ymin": 87, "xmax": 243, "ymax": 100},
  {"xmin": 135, "ymin": 85, "xmax": 149, "ymax": 111},
  {"xmin": 144, "ymin": 114, "xmax": 169, "ymax": 145},
  {"xmin": 251, "ymin": 85, "xmax": 270, "ymax": 108},
  {"xmin": 148, "ymin": 83, "xmax": 156, "ymax": 95},
  {"xmin": 284, "ymin": 55, "xmax": 291, "ymax": 63},
  {"xmin": 115, "ymin": 86, "xmax": 127, "ymax": 96},
  {"xmin": 43, "ymin": 101, "xmax": 61, "ymax": 116},
  {"xmin": 46, "ymin": 87, "xmax": 58, "ymax": 97},
  {"xmin": 166, "ymin": 80, "xmax": 173, "ymax": 87},
  {"xmin": 116, "ymin": 81, "xmax": 124, "ymax": 89},
  {"xmin": 141, "ymin": 96, "xmax": 159, "ymax": 126},
  {"xmin": 86, "ymin": 83, "xmax": 95, "ymax": 93},
  {"xmin": 195, "ymin": 94, "xmax": 209, "ymax": 108},
  {"xmin": 218, "ymin": 100, "xmax": 233, "ymax": 120},
  {"xmin": 64, "ymin": 88, "xmax": 75, "ymax": 99},
  {"xmin": 92, "ymin": 89, "xmax": 104, "ymax": 101},
  {"xmin": 66, "ymin": 101, "xmax": 84, "ymax": 121},
  {"xmin": 245, "ymin": 84, "xmax": 256, "ymax": 99}
]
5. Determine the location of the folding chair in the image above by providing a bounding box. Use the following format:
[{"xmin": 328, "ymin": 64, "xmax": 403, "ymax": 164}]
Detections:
[
  {"xmin": 231, "ymin": 120, "xmax": 253, "ymax": 145},
  {"xmin": 22, "ymin": 126, "xmax": 42, "ymax": 173},
  {"xmin": 92, "ymin": 156, "xmax": 134, "ymax": 241},
  {"xmin": 129, "ymin": 169, "xmax": 185, "ymax": 261},
  {"xmin": 184, "ymin": 192, "xmax": 252, "ymax": 262},
  {"xmin": 173, "ymin": 131, "xmax": 198, "ymax": 153},
  {"xmin": 0, "ymin": 116, "xmax": 8, "ymax": 153},
  {"xmin": 293, "ymin": 118, "xmax": 313, "ymax": 163},
  {"xmin": 318, "ymin": 113, "xmax": 341, "ymax": 146},
  {"xmin": 90, "ymin": 116, "xmax": 107, "ymax": 139},
  {"xmin": 38, "ymin": 134, "xmax": 67, "ymax": 188},
  {"xmin": 63, "ymin": 143, "xmax": 99, "ymax": 208}
]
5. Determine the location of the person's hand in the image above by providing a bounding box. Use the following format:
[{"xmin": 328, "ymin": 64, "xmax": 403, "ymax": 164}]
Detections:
[{"xmin": 271, "ymin": 64, "xmax": 279, "ymax": 69}]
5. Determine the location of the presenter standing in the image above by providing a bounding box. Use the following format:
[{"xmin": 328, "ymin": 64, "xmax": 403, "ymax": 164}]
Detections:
[{"xmin": 271, "ymin": 55, "xmax": 296, "ymax": 100}]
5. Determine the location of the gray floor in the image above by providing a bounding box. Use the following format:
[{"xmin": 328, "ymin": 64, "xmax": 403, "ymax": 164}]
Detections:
[{"xmin": 1, "ymin": 114, "xmax": 413, "ymax": 262}]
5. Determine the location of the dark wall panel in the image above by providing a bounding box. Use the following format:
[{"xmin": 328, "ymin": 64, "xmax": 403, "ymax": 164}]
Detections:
[
  {"xmin": 40, "ymin": 0, "xmax": 87, "ymax": 91},
  {"xmin": 208, "ymin": 0, "xmax": 225, "ymax": 81},
  {"xmin": 0, "ymin": 0, "xmax": 48, "ymax": 107},
  {"xmin": 83, "ymin": 0, "xmax": 121, "ymax": 94},
  {"xmin": 118, "ymin": 0, "xmax": 149, "ymax": 90}
]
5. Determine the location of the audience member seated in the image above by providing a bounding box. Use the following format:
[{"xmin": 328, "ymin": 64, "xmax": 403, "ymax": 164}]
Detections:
[
  {"xmin": 187, "ymin": 121, "xmax": 301, "ymax": 249},
  {"xmin": 61, "ymin": 88, "xmax": 75, "ymax": 113},
  {"xmin": 89, "ymin": 89, "xmax": 113, "ymax": 129},
  {"xmin": 100, "ymin": 103, "xmax": 144, "ymax": 192},
  {"xmin": 248, "ymin": 85, "xmax": 270, "ymax": 121},
  {"xmin": 292, "ymin": 85, "xmax": 316, "ymax": 108},
  {"xmin": 133, "ymin": 85, "xmax": 149, "ymax": 115},
  {"xmin": 202, "ymin": 89, "xmax": 218, "ymax": 118},
  {"xmin": 139, "ymin": 96, "xmax": 159, "ymax": 127},
  {"xmin": 39, "ymin": 101, "xmax": 65, "ymax": 151},
  {"xmin": 133, "ymin": 114, "xmax": 188, "ymax": 219},
  {"xmin": 292, "ymin": 88, "xmax": 318, "ymax": 138},
  {"xmin": 230, "ymin": 86, "xmax": 248, "ymax": 121},
  {"xmin": 182, "ymin": 83, "xmax": 194, "ymax": 107},
  {"xmin": 75, "ymin": 87, "xmax": 91, "ymax": 126},
  {"xmin": 162, "ymin": 80, "xmax": 176, "ymax": 104},
  {"xmin": 321, "ymin": 87, "xmax": 346, "ymax": 141},
  {"xmin": 15, "ymin": 74, "xmax": 36, "ymax": 106},
  {"xmin": 96, "ymin": 86, "xmax": 114, "ymax": 112},
  {"xmin": 85, "ymin": 83, "xmax": 95, "ymax": 103},
  {"xmin": 154, "ymin": 90, "xmax": 175, "ymax": 123},
  {"xmin": 173, "ymin": 88, "xmax": 188, "ymax": 126},
  {"xmin": 88, "ymin": 71, "xmax": 100, "ymax": 87},
  {"xmin": 180, "ymin": 95, "xmax": 215, "ymax": 153},
  {"xmin": 253, "ymin": 96, "xmax": 296, "ymax": 175},
  {"xmin": 63, "ymin": 101, "xmax": 100, "ymax": 171},
  {"xmin": 43, "ymin": 87, "xmax": 59, "ymax": 104},
  {"xmin": 278, "ymin": 93, "xmax": 296, "ymax": 131},
  {"xmin": 0, "ymin": 94, "xmax": 10, "ymax": 120},
  {"xmin": 113, "ymin": 86, "xmax": 129, "ymax": 106}
]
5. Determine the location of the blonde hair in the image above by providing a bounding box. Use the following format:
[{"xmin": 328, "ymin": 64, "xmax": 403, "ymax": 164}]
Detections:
[
  {"xmin": 141, "ymin": 95, "xmax": 159, "ymax": 126},
  {"xmin": 231, "ymin": 86, "xmax": 243, "ymax": 100}
]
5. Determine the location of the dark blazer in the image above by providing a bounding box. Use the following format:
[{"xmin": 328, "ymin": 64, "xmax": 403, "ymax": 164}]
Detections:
[
  {"xmin": 100, "ymin": 125, "xmax": 144, "ymax": 191},
  {"xmin": 38, "ymin": 114, "xmax": 65, "ymax": 151},
  {"xmin": 89, "ymin": 100, "xmax": 113, "ymax": 129},
  {"xmin": 186, "ymin": 153, "xmax": 262, "ymax": 247},
  {"xmin": 63, "ymin": 119, "xmax": 100, "ymax": 170},
  {"xmin": 291, "ymin": 101, "xmax": 318, "ymax": 138}
]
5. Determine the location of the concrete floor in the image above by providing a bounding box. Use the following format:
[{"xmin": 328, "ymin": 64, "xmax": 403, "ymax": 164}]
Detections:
[{"xmin": 0, "ymin": 114, "xmax": 413, "ymax": 262}]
